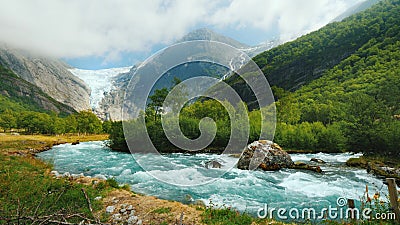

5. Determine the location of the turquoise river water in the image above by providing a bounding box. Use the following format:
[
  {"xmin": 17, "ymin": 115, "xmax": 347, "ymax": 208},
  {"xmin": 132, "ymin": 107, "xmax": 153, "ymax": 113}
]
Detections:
[{"xmin": 37, "ymin": 141, "xmax": 387, "ymax": 217}]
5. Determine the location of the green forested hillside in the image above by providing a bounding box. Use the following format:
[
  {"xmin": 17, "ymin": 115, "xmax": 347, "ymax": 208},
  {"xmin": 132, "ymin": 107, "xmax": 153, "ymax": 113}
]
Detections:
[
  {"xmin": 231, "ymin": 0, "xmax": 399, "ymax": 108},
  {"xmin": 270, "ymin": 0, "xmax": 400, "ymax": 156}
]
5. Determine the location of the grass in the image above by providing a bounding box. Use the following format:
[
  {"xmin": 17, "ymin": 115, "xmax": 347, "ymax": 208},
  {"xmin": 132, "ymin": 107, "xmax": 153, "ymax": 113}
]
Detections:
[
  {"xmin": 0, "ymin": 133, "xmax": 112, "ymax": 224},
  {"xmin": 0, "ymin": 134, "xmax": 108, "ymax": 155},
  {"xmin": 200, "ymin": 200, "xmax": 291, "ymax": 225},
  {"xmin": 152, "ymin": 207, "xmax": 172, "ymax": 214},
  {"xmin": 202, "ymin": 206, "xmax": 254, "ymax": 225},
  {"xmin": 0, "ymin": 153, "xmax": 116, "ymax": 224}
]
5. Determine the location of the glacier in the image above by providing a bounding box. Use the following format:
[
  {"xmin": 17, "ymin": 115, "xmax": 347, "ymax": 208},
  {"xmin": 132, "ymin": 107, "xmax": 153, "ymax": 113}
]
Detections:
[{"xmin": 69, "ymin": 67, "xmax": 131, "ymax": 109}]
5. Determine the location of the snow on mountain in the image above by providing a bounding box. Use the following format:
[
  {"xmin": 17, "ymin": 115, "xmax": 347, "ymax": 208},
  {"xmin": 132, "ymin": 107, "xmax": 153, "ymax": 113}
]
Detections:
[
  {"xmin": 69, "ymin": 67, "xmax": 132, "ymax": 109},
  {"xmin": 240, "ymin": 39, "xmax": 281, "ymax": 57}
]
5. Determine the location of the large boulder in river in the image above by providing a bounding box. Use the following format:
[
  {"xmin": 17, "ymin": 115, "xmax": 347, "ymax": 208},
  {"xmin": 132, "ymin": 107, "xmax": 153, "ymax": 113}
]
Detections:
[{"xmin": 237, "ymin": 140, "xmax": 294, "ymax": 171}]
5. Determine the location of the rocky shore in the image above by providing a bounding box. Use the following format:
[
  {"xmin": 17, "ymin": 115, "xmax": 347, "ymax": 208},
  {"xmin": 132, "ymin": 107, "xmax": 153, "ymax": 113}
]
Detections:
[
  {"xmin": 48, "ymin": 170, "xmax": 205, "ymax": 224},
  {"xmin": 346, "ymin": 156, "xmax": 400, "ymax": 185}
]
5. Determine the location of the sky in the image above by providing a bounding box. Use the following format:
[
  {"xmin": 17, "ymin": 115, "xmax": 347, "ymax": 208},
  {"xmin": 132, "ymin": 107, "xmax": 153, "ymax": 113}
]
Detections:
[{"xmin": 0, "ymin": 0, "xmax": 365, "ymax": 69}]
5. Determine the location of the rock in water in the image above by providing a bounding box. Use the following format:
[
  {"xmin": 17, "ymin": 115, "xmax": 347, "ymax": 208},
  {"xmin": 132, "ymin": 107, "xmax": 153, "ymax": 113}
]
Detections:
[
  {"xmin": 310, "ymin": 158, "xmax": 326, "ymax": 164},
  {"xmin": 292, "ymin": 161, "xmax": 323, "ymax": 173},
  {"xmin": 237, "ymin": 140, "xmax": 294, "ymax": 171},
  {"xmin": 205, "ymin": 160, "xmax": 222, "ymax": 169}
]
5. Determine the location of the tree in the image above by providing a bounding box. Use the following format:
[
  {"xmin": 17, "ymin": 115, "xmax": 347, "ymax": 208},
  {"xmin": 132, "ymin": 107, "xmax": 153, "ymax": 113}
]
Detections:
[
  {"xmin": 102, "ymin": 120, "xmax": 112, "ymax": 134},
  {"xmin": 109, "ymin": 121, "xmax": 128, "ymax": 151},
  {"xmin": 275, "ymin": 94, "xmax": 301, "ymax": 124},
  {"xmin": 148, "ymin": 88, "xmax": 169, "ymax": 121},
  {"xmin": 65, "ymin": 114, "xmax": 78, "ymax": 133},
  {"xmin": 76, "ymin": 110, "xmax": 102, "ymax": 134},
  {"xmin": 0, "ymin": 109, "xmax": 16, "ymax": 132}
]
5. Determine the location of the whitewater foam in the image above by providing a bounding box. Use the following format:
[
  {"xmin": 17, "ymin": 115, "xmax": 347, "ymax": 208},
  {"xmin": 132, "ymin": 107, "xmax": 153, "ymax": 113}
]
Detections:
[{"xmin": 37, "ymin": 141, "xmax": 387, "ymax": 215}]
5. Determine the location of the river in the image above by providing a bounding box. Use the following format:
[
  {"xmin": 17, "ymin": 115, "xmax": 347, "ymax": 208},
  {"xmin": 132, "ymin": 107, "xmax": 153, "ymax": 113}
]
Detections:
[{"xmin": 37, "ymin": 141, "xmax": 387, "ymax": 217}]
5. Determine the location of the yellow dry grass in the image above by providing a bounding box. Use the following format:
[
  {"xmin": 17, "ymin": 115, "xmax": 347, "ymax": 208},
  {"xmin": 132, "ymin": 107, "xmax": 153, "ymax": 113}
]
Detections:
[{"xmin": 0, "ymin": 133, "xmax": 108, "ymax": 155}]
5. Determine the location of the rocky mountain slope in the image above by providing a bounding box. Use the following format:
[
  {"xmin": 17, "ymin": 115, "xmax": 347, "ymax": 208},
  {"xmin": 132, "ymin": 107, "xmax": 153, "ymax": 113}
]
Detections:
[
  {"xmin": 178, "ymin": 28, "xmax": 280, "ymax": 57},
  {"xmin": 69, "ymin": 67, "xmax": 132, "ymax": 120},
  {"xmin": 96, "ymin": 66, "xmax": 138, "ymax": 121},
  {"xmin": 0, "ymin": 45, "xmax": 90, "ymax": 111},
  {"xmin": 0, "ymin": 65, "xmax": 76, "ymax": 114},
  {"xmin": 93, "ymin": 29, "xmax": 280, "ymax": 120}
]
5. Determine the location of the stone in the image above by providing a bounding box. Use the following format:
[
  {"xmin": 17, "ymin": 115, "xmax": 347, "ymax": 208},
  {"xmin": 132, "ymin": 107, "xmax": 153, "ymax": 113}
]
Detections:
[
  {"xmin": 291, "ymin": 163, "xmax": 323, "ymax": 173},
  {"xmin": 127, "ymin": 216, "xmax": 138, "ymax": 225},
  {"xmin": 94, "ymin": 174, "xmax": 107, "ymax": 180},
  {"xmin": 62, "ymin": 172, "xmax": 71, "ymax": 177},
  {"xmin": 106, "ymin": 206, "xmax": 115, "ymax": 214},
  {"xmin": 184, "ymin": 194, "xmax": 194, "ymax": 203},
  {"xmin": 294, "ymin": 161, "xmax": 307, "ymax": 167},
  {"xmin": 94, "ymin": 196, "xmax": 102, "ymax": 201},
  {"xmin": 71, "ymin": 173, "xmax": 84, "ymax": 179},
  {"xmin": 50, "ymin": 170, "xmax": 60, "ymax": 177},
  {"xmin": 126, "ymin": 205, "xmax": 133, "ymax": 211},
  {"xmin": 112, "ymin": 213, "xmax": 122, "ymax": 222},
  {"xmin": 310, "ymin": 158, "xmax": 326, "ymax": 164},
  {"xmin": 136, "ymin": 219, "xmax": 142, "ymax": 225},
  {"xmin": 120, "ymin": 208, "xmax": 127, "ymax": 213},
  {"xmin": 205, "ymin": 160, "xmax": 222, "ymax": 169},
  {"xmin": 237, "ymin": 140, "xmax": 294, "ymax": 171},
  {"xmin": 194, "ymin": 200, "xmax": 206, "ymax": 207}
]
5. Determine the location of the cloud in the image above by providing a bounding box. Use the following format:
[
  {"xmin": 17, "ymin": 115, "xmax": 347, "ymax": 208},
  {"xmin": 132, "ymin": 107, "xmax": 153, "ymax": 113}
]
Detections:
[
  {"xmin": 207, "ymin": 0, "xmax": 364, "ymax": 42},
  {"xmin": 0, "ymin": 0, "xmax": 363, "ymax": 59},
  {"xmin": 0, "ymin": 0, "xmax": 212, "ymax": 58}
]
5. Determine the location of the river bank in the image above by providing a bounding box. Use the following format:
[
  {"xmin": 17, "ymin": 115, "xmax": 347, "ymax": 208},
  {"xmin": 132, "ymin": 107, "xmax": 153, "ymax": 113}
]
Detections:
[
  {"xmin": 0, "ymin": 133, "xmax": 108, "ymax": 156},
  {"xmin": 3, "ymin": 134, "xmax": 396, "ymax": 224},
  {"xmin": 39, "ymin": 141, "xmax": 391, "ymax": 223},
  {"xmin": 346, "ymin": 155, "xmax": 400, "ymax": 186},
  {"xmin": 0, "ymin": 135, "xmax": 285, "ymax": 225}
]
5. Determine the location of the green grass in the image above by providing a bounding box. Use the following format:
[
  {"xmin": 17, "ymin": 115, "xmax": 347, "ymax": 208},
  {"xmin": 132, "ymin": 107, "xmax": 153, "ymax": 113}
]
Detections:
[
  {"xmin": 0, "ymin": 153, "xmax": 114, "ymax": 224},
  {"xmin": 105, "ymin": 177, "xmax": 119, "ymax": 188},
  {"xmin": 152, "ymin": 207, "xmax": 172, "ymax": 214},
  {"xmin": 201, "ymin": 206, "xmax": 255, "ymax": 225}
]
